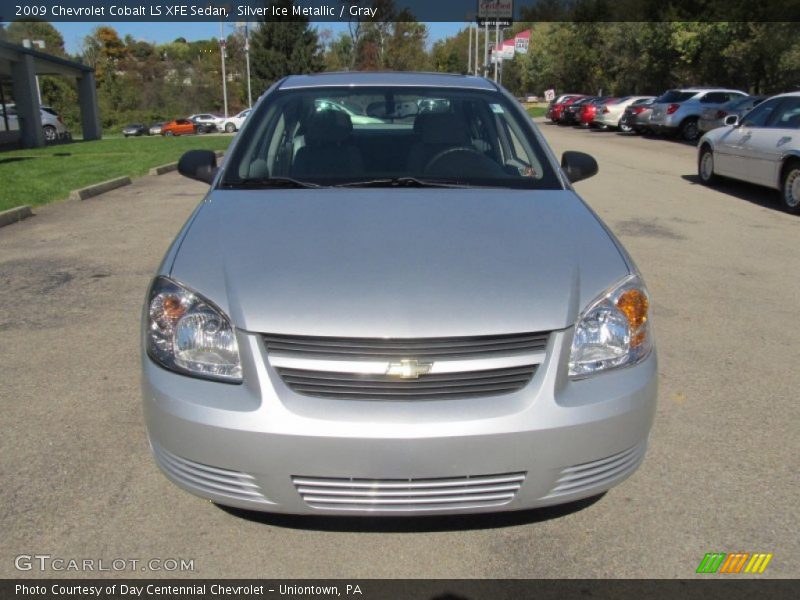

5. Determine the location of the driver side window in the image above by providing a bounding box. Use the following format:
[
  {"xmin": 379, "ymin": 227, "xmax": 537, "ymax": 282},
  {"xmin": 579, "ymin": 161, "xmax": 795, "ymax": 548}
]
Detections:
[{"xmin": 740, "ymin": 99, "xmax": 782, "ymax": 128}]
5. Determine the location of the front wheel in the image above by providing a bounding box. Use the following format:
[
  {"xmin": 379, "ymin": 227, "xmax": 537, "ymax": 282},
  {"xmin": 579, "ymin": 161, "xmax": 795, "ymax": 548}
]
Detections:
[
  {"xmin": 619, "ymin": 120, "xmax": 633, "ymax": 133},
  {"xmin": 225, "ymin": 122, "xmax": 236, "ymax": 133},
  {"xmin": 781, "ymin": 161, "xmax": 800, "ymax": 214},
  {"xmin": 43, "ymin": 125, "xmax": 57, "ymax": 141},
  {"xmin": 165, "ymin": 131, "xmax": 174, "ymax": 137},
  {"xmin": 698, "ymin": 146, "xmax": 719, "ymax": 185}
]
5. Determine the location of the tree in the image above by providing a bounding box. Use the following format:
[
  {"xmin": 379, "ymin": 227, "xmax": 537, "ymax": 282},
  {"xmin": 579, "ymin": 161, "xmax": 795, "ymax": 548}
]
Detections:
[
  {"xmin": 4, "ymin": 20, "xmax": 67, "ymax": 57},
  {"xmin": 249, "ymin": 0, "xmax": 323, "ymax": 91}
]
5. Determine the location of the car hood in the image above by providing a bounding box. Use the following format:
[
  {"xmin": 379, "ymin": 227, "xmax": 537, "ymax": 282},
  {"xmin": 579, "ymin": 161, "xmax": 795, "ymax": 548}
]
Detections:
[{"xmin": 169, "ymin": 189, "xmax": 629, "ymax": 337}]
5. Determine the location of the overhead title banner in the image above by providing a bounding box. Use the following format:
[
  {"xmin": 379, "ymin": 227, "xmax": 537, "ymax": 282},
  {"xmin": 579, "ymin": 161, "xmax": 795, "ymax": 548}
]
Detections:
[{"xmin": 0, "ymin": 0, "xmax": 798, "ymax": 22}]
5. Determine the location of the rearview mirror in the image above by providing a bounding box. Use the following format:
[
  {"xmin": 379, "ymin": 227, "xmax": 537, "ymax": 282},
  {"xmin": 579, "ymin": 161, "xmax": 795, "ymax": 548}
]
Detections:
[
  {"xmin": 178, "ymin": 149, "xmax": 218, "ymax": 184},
  {"xmin": 561, "ymin": 151, "xmax": 599, "ymax": 184},
  {"xmin": 724, "ymin": 115, "xmax": 739, "ymax": 127}
]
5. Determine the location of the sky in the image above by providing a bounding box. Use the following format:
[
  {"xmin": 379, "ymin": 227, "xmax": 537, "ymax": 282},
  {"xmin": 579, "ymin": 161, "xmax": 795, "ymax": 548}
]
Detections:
[{"xmin": 54, "ymin": 21, "xmax": 466, "ymax": 55}]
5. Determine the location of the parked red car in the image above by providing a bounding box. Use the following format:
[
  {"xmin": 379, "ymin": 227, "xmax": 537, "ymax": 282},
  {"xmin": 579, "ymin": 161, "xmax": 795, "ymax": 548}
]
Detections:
[
  {"xmin": 548, "ymin": 94, "xmax": 586, "ymax": 122},
  {"xmin": 580, "ymin": 98, "xmax": 615, "ymax": 127},
  {"xmin": 161, "ymin": 119, "xmax": 196, "ymax": 137}
]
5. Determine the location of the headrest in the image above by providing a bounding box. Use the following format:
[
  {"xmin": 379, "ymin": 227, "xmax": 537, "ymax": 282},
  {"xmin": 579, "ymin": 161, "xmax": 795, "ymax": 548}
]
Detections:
[
  {"xmin": 304, "ymin": 110, "xmax": 353, "ymax": 145},
  {"xmin": 414, "ymin": 113, "xmax": 469, "ymax": 145}
]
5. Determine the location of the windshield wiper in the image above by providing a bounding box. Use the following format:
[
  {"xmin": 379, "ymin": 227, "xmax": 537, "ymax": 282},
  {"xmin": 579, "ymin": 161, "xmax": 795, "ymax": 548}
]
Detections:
[
  {"xmin": 335, "ymin": 177, "xmax": 469, "ymax": 189},
  {"xmin": 223, "ymin": 176, "xmax": 324, "ymax": 189}
]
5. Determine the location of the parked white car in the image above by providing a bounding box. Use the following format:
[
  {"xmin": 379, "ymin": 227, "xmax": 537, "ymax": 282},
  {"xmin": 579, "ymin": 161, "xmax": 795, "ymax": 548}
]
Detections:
[
  {"xmin": 698, "ymin": 92, "xmax": 800, "ymax": 213},
  {"xmin": 219, "ymin": 109, "xmax": 251, "ymax": 133},
  {"xmin": 594, "ymin": 96, "xmax": 655, "ymax": 131},
  {"xmin": 188, "ymin": 113, "xmax": 225, "ymax": 132}
]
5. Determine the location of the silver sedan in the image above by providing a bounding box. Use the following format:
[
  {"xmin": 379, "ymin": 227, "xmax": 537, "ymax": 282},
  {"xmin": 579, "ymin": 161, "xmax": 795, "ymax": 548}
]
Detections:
[
  {"xmin": 698, "ymin": 91, "xmax": 800, "ymax": 213},
  {"xmin": 141, "ymin": 72, "xmax": 657, "ymax": 516}
]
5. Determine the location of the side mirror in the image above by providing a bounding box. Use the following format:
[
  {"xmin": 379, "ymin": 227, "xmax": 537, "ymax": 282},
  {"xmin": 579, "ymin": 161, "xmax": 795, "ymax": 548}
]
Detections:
[
  {"xmin": 178, "ymin": 149, "xmax": 218, "ymax": 184},
  {"xmin": 724, "ymin": 115, "xmax": 739, "ymax": 127},
  {"xmin": 561, "ymin": 151, "xmax": 599, "ymax": 184}
]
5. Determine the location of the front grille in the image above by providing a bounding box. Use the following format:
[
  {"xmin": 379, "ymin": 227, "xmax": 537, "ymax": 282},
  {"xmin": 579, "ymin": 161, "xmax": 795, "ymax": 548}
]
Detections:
[
  {"xmin": 543, "ymin": 441, "xmax": 647, "ymax": 499},
  {"xmin": 276, "ymin": 365, "xmax": 537, "ymax": 400},
  {"xmin": 151, "ymin": 443, "xmax": 268, "ymax": 505},
  {"xmin": 293, "ymin": 472, "xmax": 526, "ymax": 512},
  {"xmin": 263, "ymin": 332, "xmax": 549, "ymax": 361}
]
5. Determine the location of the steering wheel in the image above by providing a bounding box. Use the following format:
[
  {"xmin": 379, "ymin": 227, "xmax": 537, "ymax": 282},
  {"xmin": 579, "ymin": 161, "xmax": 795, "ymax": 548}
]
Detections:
[{"xmin": 423, "ymin": 146, "xmax": 504, "ymax": 178}]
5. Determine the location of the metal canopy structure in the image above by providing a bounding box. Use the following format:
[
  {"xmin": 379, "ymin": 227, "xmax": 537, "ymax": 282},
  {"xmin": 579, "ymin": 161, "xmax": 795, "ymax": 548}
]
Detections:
[{"xmin": 0, "ymin": 39, "xmax": 101, "ymax": 148}]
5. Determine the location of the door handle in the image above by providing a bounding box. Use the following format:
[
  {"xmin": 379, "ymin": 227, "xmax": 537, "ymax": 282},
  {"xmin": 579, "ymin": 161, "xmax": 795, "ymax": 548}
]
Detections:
[{"xmin": 777, "ymin": 136, "xmax": 791, "ymax": 147}]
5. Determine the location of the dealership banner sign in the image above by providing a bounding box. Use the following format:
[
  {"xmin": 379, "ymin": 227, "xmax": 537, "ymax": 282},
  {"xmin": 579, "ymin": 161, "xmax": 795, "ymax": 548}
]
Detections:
[{"xmin": 2, "ymin": 0, "xmax": 798, "ymax": 22}]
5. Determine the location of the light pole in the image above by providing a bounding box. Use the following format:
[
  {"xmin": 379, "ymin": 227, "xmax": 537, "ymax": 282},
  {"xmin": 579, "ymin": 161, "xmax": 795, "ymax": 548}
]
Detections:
[
  {"xmin": 243, "ymin": 22, "xmax": 253, "ymax": 109},
  {"xmin": 467, "ymin": 21, "xmax": 472, "ymax": 74},
  {"xmin": 474, "ymin": 24, "xmax": 479, "ymax": 75},
  {"xmin": 483, "ymin": 20, "xmax": 489, "ymax": 78},
  {"xmin": 219, "ymin": 22, "xmax": 228, "ymax": 118},
  {"xmin": 493, "ymin": 21, "xmax": 500, "ymax": 82}
]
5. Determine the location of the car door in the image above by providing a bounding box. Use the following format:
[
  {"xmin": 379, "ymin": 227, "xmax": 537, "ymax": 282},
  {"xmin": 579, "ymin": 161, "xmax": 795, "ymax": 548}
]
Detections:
[
  {"xmin": 712, "ymin": 98, "xmax": 783, "ymax": 180},
  {"xmin": 736, "ymin": 97, "xmax": 800, "ymax": 188},
  {"xmin": 178, "ymin": 119, "xmax": 194, "ymax": 135}
]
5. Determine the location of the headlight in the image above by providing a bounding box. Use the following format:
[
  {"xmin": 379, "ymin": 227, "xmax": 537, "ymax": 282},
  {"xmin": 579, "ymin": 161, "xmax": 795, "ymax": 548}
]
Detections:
[
  {"xmin": 145, "ymin": 277, "xmax": 242, "ymax": 383},
  {"xmin": 569, "ymin": 274, "xmax": 652, "ymax": 378}
]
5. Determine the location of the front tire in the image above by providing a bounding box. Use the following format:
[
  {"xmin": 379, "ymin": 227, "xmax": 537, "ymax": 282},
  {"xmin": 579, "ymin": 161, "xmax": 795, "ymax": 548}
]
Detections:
[
  {"xmin": 225, "ymin": 122, "xmax": 236, "ymax": 133},
  {"xmin": 43, "ymin": 125, "xmax": 57, "ymax": 142},
  {"xmin": 619, "ymin": 120, "xmax": 633, "ymax": 133},
  {"xmin": 165, "ymin": 131, "xmax": 174, "ymax": 137},
  {"xmin": 698, "ymin": 146, "xmax": 719, "ymax": 185},
  {"xmin": 781, "ymin": 161, "xmax": 800, "ymax": 214}
]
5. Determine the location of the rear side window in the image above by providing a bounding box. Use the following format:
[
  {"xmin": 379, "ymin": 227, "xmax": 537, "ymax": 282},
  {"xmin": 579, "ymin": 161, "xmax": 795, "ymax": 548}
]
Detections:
[
  {"xmin": 701, "ymin": 92, "xmax": 730, "ymax": 104},
  {"xmin": 657, "ymin": 90, "xmax": 696, "ymax": 103}
]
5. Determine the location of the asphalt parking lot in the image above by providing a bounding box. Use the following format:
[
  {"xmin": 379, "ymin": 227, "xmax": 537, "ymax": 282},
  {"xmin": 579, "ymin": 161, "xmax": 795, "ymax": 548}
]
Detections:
[{"xmin": 1, "ymin": 122, "xmax": 798, "ymax": 579}]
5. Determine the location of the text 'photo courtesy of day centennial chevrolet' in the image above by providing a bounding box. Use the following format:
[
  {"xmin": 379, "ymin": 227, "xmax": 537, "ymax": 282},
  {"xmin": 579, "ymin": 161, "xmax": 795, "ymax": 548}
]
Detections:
[{"xmin": 141, "ymin": 72, "xmax": 657, "ymax": 516}]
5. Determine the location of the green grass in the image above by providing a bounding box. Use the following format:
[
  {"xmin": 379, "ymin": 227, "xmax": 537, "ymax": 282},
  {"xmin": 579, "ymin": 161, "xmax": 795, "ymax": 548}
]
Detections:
[
  {"xmin": 0, "ymin": 135, "xmax": 232, "ymax": 212},
  {"xmin": 526, "ymin": 105, "xmax": 548, "ymax": 119}
]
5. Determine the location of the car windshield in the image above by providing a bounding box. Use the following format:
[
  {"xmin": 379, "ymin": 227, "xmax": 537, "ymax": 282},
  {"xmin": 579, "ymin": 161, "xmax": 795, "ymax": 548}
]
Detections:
[
  {"xmin": 657, "ymin": 90, "xmax": 696, "ymax": 103},
  {"xmin": 222, "ymin": 86, "xmax": 561, "ymax": 190}
]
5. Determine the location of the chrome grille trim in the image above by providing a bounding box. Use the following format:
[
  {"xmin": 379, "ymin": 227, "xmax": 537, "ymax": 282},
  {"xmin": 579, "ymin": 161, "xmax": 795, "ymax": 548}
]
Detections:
[
  {"xmin": 293, "ymin": 472, "xmax": 526, "ymax": 512},
  {"xmin": 263, "ymin": 332, "xmax": 549, "ymax": 361},
  {"xmin": 268, "ymin": 352, "xmax": 544, "ymax": 375},
  {"xmin": 276, "ymin": 365, "xmax": 537, "ymax": 400},
  {"xmin": 544, "ymin": 441, "xmax": 647, "ymax": 499},
  {"xmin": 152, "ymin": 443, "xmax": 268, "ymax": 504}
]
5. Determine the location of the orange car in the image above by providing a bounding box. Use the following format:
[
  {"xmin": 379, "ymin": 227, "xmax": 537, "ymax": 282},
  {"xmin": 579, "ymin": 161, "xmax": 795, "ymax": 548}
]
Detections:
[{"xmin": 160, "ymin": 119, "xmax": 196, "ymax": 136}]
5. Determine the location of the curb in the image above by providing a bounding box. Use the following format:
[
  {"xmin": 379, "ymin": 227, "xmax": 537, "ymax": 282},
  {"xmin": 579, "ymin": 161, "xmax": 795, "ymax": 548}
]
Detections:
[
  {"xmin": 69, "ymin": 176, "xmax": 132, "ymax": 201},
  {"xmin": 0, "ymin": 205, "xmax": 34, "ymax": 229},
  {"xmin": 149, "ymin": 162, "xmax": 177, "ymax": 176},
  {"xmin": 149, "ymin": 151, "xmax": 225, "ymax": 177}
]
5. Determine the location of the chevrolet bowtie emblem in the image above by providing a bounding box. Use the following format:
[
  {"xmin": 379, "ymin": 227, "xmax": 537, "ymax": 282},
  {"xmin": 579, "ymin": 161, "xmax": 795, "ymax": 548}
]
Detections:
[{"xmin": 385, "ymin": 359, "xmax": 433, "ymax": 379}]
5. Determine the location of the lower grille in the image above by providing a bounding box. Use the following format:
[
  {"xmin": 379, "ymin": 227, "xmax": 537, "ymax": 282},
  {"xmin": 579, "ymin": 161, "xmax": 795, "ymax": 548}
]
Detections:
[
  {"xmin": 544, "ymin": 441, "xmax": 647, "ymax": 499},
  {"xmin": 152, "ymin": 443, "xmax": 268, "ymax": 504},
  {"xmin": 277, "ymin": 365, "xmax": 537, "ymax": 400},
  {"xmin": 293, "ymin": 472, "xmax": 526, "ymax": 512}
]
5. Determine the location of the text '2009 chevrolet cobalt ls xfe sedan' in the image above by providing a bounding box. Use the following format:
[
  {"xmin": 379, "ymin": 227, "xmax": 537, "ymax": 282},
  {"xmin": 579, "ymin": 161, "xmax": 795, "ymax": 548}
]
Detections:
[{"xmin": 142, "ymin": 72, "xmax": 657, "ymax": 516}]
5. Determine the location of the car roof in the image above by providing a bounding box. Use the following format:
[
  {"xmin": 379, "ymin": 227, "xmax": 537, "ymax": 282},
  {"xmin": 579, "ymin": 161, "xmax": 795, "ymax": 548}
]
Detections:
[
  {"xmin": 673, "ymin": 87, "xmax": 747, "ymax": 94},
  {"xmin": 279, "ymin": 71, "xmax": 498, "ymax": 91},
  {"xmin": 767, "ymin": 91, "xmax": 800, "ymax": 99}
]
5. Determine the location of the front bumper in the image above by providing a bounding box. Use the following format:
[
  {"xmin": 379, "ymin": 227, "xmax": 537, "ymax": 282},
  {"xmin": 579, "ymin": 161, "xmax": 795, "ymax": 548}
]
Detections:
[{"xmin": 142, "ymin": 331, "xmax": 657, "ymax": 515}]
